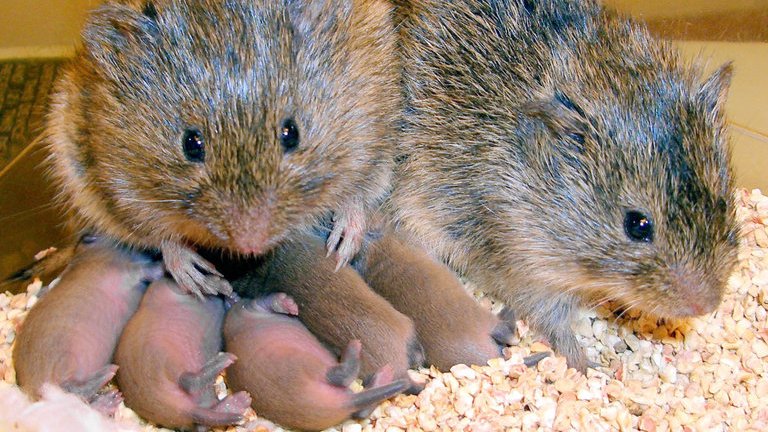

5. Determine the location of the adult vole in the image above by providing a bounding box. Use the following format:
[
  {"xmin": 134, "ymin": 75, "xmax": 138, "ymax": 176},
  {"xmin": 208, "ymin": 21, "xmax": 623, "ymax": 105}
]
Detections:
[
  {"xmin": 45, "ymin": 0, "xmax": 399, "ymax": 297},
  {"xmin": 389, "ymin": 0, "xmax": 739, "ymax": 371}
]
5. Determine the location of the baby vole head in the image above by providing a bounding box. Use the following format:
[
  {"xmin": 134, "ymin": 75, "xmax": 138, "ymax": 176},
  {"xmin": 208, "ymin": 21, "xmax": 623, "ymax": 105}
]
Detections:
[
  {"xmin": 516, "ymin": 7, "xmax": 738, "ymax": 318},
  {"xmin": 47, "ymin": 0, "xmax": 398, "ymax": 254}
]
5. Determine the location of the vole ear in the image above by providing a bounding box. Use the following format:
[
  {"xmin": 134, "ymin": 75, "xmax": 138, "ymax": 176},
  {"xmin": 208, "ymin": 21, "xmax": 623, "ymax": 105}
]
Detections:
[
  {"xmin": 81, "ymin": 1, "xmax": 159, "ymax": 78},
  {"xmin": 523, "ymin": 91, "xmax": 590, "ymax": 154},
  {"xmin": 698, "ymin": 62, "xmax": 733, "ymax": 116}
]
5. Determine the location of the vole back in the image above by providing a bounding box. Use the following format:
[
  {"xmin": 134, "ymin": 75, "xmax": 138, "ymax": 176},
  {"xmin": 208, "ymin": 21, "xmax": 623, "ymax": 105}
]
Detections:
[
  {"xmin": 46, "ymin": 0, "xmax": 399, "ymax": 295},
  {"xmin": 390, "ymin": 0, "xmax": 738, "ymax": 370}
]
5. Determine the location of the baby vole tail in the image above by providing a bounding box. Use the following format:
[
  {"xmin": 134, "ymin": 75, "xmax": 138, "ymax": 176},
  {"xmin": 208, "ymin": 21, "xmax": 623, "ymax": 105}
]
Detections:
[
  {"xmin": 326, "ymin": 340, "xmax": 362, "ymax": 387},
  {"xmin": 59, "ymin": 364, "xmax": 118, "ymax": 400},
  {"xmin": 350, "ymin": 365, "xmax": 410, "ymax": 419},
  {"xmin": 189, "ymin": 392, "xmax": 252, "ymax": 428}
]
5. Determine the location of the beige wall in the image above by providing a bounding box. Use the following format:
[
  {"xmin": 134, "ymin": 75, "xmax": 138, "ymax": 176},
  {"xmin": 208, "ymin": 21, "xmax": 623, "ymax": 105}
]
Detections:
[
  {"xmin": 0, "ymin": 0, "xmax": 98, "ymax": 58},
  {"xmin": 603, "ymin": 0, "xmax": 766, "ymax": 18}
]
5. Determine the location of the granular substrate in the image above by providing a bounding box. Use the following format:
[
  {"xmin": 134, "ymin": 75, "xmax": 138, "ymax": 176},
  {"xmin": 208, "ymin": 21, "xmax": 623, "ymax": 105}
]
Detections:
[{"xmin": 1, "ymin": 189, "xmax": 766, "ymax": 431}]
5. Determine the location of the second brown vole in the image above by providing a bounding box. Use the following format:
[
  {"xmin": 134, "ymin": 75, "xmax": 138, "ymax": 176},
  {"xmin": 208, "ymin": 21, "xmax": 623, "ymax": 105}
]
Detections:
[
  {"xmin": 389, "ymin": 0, "xmax": 739, "ymax": 371},
  {"xmin": 45, "ymin": 0, "xmax": 400, "ymax": 297}
]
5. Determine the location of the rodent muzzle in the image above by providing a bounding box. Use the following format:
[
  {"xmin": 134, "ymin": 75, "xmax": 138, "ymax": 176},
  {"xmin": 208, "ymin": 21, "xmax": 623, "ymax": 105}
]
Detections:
[
  {"xmin": 658, "ymin": 266, "xmax": 725, "ymax": 317},
  {"xmin": 222, "ymin": 197, "xmax": 278, "ymax": 255}
]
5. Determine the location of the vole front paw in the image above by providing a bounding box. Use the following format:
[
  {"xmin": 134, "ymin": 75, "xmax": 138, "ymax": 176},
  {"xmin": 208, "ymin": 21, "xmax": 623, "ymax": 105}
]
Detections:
[
  {"xmin": 326, "ymin": 204, "xmax": 366, "ymax": 270},
  {"xmin": 548, "ymin": 328, "xmax": 589, "ymax": 373},
  {"xmin": 490, "ymin": 307, "xmax": 518, "ymax": 349},
  {"xmin": 161, "ymin": 242, "xmax": 232, "ymax": 299}
]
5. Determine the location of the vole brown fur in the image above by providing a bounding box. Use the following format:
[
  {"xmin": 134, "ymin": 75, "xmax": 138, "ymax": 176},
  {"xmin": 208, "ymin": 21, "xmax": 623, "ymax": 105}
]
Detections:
[
  {"xmin": 233, "ymin": 230, "xmax": 423, "ymax": 382},
  {"xmin": 13, "ymin": 235, "xmax": 162, "ymax": 403},
  {"xmin": 45, "ymin": 0, "xmax": 400, "ymax": 297},
  {"xmin": 389, "ymin": 0, "xmax": 739, "ymax": 371},
  {"xmin": 114, "ymin": 278, "xmax": 251, "ymax": 430},
  {"xmin": 224, "ymin": 294, "xmax": 409, "ymax": 431},
  {"xmin": 356, "ymin": 231, "xmax": 517, "ymax": 371}
]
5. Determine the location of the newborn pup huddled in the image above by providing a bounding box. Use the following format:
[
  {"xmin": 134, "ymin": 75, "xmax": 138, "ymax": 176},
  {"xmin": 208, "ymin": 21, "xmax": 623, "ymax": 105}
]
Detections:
[
  {"xmin": 356, "ymin": 231, "xmax": 518, "ymax": 371},
  {"xmin": 224, "ymin": 293, "xmax": 410, "ymax": 431},
  {"xmin": 114, "ymin": 278, "xmax": 251, "ymax": 430},
  {"xmin": 13, "ymin": 235, "xmax": 162, "ymax": 409}
]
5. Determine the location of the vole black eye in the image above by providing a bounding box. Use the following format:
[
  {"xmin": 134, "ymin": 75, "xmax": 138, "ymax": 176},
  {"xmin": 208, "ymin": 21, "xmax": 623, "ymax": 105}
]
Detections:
[
  {"xmin": 182, "ymin": 128, "xmax": 205, "ymax": 163},
  {"xmin": 280, "ymin": 118, "xmax": 300, "ymax": 152},
  {"xmin": 624, "ymin": 210, "xmax": 654, "ymax": 243},
  {"xmin": 142, "ymin": 2, "xmax": 158, "ymax": 19}
]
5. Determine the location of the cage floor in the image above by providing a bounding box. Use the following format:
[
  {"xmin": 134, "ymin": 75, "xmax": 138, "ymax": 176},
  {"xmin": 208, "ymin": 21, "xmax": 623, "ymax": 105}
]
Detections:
[{"xmin": 1, "ymin": 188, "xmax": 766, "ymax": 432}]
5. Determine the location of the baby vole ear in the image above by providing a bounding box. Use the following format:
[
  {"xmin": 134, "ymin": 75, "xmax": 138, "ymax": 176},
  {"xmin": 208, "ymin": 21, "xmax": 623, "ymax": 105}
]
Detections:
[
  {"xmin": 81, "ymin": 1, "xmax": 159, "ymax": 78},
  {"xmin": 698, "ymin": 62, "xmax": 733, "ymax": 117}
]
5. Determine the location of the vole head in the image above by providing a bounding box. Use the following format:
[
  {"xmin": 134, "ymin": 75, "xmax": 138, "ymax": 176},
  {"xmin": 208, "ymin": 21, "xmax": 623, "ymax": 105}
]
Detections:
[
  {"xmin": 47, "ymin": 0, "xmax": 397, "ymax": 254},
  {"xmin": 519, "ymin": 16, "xmax": 738, "ymax": 318}
]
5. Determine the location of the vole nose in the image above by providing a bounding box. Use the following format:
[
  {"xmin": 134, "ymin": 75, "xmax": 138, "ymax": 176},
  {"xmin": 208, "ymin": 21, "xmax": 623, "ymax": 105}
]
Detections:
[
  {"xmin": 685, "ymin": 301, "xmax": 708, "ymax": 316},
  {"xmin": 669, "ymin": 266, "xmax": 723, "ymax": 317},
  {"xmin": 227, "ymin": 193, "xmax": 277, "ymax": 254}
]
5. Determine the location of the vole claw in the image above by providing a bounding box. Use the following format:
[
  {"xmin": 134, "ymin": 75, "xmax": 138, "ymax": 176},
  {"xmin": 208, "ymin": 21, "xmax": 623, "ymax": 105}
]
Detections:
[
  {"xmin": 326, "ymin": 205, "xmax": 366, "ymax": 270},
  {"xmin": 89, "ymin": 389, "xmax": 124, "ymax": 417},
  {"xmin": 523, "ymin": 351, "xmax": 551, "ymax": 368},
  {"xmin": 161, "ymin": 242, "xmax": 232, "ymax": 299}
]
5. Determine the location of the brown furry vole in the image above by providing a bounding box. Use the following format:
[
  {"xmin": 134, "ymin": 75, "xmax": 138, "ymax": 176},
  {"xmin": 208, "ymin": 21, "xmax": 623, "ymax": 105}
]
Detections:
[
  {"xmin": 389, "ymin": 0, "xmax": 739, "ymax": 371},
  {"xmin": 45, "ymin": 0, "xmax": 399, "ymax": 297}
]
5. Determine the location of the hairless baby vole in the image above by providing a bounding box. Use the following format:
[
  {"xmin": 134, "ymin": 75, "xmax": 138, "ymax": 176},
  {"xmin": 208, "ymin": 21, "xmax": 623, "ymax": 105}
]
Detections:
[
  {"xmin": 13, "ymin": 235, "xmax": 162, "ymax": 405},
  {"xmin": 224, "ymin": 294, "xmax": 409, "ymax": 431},
  {"xmin": 356, "ymin": 231, "xmax": 518, "ymax": 371},
  {"xmin": 45, "ymin": 0, "xmax": 400, "ymax": 298},
  {"xmin": 233, "ymin": 230, "xmax": 424, "ymax": 382},
  {"xmin": 114, "ymin": 277, "xmax": 251, "ymax": 430},
  {"xmin": 389, "ymin": 0, "xmax": 739, "ymax": 371}
]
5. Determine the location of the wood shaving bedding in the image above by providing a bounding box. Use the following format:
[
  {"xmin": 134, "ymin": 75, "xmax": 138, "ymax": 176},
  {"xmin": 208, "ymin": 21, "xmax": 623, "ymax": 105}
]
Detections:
[{"xmin": 1, "ymin": 188, "xmax": 766, "ymax": 431}]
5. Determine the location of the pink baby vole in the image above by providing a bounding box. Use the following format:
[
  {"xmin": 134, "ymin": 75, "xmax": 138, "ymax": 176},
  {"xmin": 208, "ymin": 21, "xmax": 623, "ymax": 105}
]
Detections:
[
  {"xmin": 356, "ymin": 231, "xmax": 518, "ymax": 371},
  {"xmin": 13, "ymin": 235, "xmax": 162, "ymax": 404},
  {"xmin": 114, "ymin": 278, "xmax": 250, "ymax": 430},
  {"xmin": 224, "ymin": 294, "xmax": 409, "ymax": 431},
  {"xmin": 232, "ymin": 229, "xmax": 424, "ymax": 382}
]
